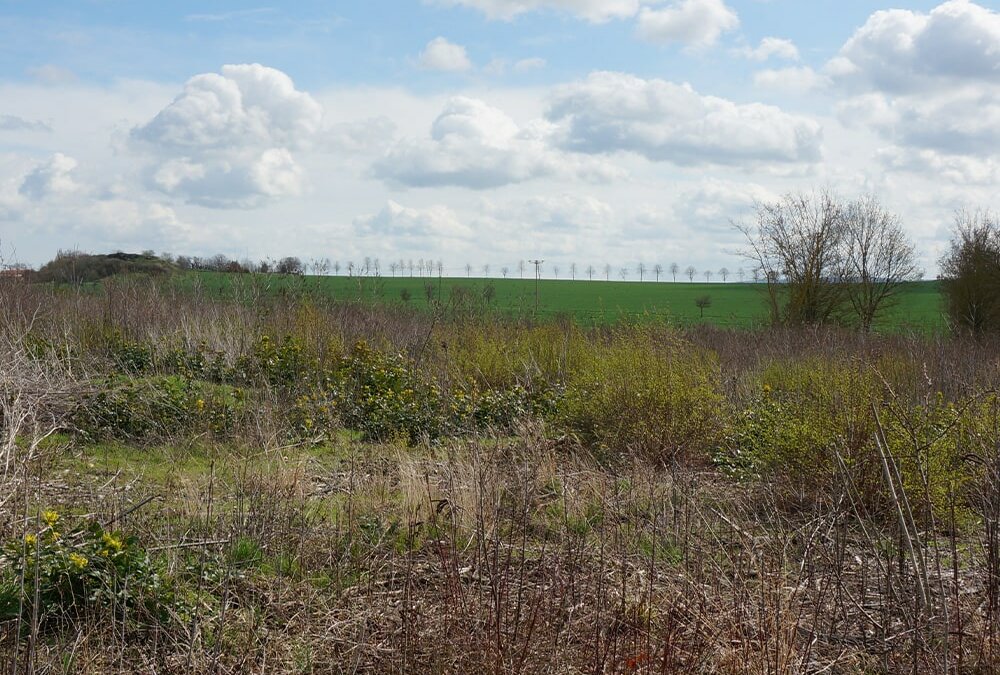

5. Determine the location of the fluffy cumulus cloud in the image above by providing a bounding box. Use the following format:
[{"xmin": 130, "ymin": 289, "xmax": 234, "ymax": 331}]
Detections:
[
  {"xmin": 636, "ymin": 0, "xmax": 739, "ymax": 48},
  {"xmin": 19, "ymin": 153, "xmax": 81, "ymax": 201},
  {"xmin": 829, "ymin": 1, "xmax": 1000, "ymax": 94},
  {"xmin": 419, "ymin": 37, "xmax": 474, "ymax": 72},
  {"xmin": 427, "ymin": 0, "xmax": 643, "ymax": 22},
  {"xmin": 354, "ymin": 200, "xmax": 473, "ymax": 239},
  {"xmin": 546, "ymin": 71, "xmax": 823, "ymax": 166},
  {"xmin": 372, "ymin": 96, "xmax": 621, "ymax": 189},
  {"xmin": 828, "ymin": 1, "xmax": 1000, "ymax": 181},
  {"xmin": 131, "ymin": 64, "xmax": 323, "ymax": 208}
]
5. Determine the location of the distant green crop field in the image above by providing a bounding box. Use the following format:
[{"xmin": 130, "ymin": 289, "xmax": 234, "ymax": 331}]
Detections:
[{"xmin": 180, "ymin": 271, "xmax": 946, "ymax": 332}]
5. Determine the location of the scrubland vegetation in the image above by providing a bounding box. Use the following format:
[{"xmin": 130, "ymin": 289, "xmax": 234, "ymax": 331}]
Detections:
[{"xmin": 2, "ymin": 272, "xmax": 1000, "ymax": 674}]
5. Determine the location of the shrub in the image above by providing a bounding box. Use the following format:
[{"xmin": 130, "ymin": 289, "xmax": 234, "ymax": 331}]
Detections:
[
  {"xmin": 331, "ymin": 341, "xmax": 443, "ymax": 444},
  {"xmin": 0, "ymin": 512, "xmax": 181, "ymax": 630},
  {"xmin": 557, "ymin": 329, "xmax": 724, "ymax": 464},
  {"xmin": 75, "ymin": 375, "xmax": 244, "ymax": 441},
  {"xmin": 718, "ymin": 359, "xmax": 879, "ymax": 494}
]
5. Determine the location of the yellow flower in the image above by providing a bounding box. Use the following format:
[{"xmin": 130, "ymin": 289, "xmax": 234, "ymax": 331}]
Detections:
[
  {"xmin": 68, "ymin": 553, "xmax": 88, "ymax": 570},
  {"xmin": 41, "ymin": 510, "xmax": 59, "ymax": 527},
  {"xmin": 48, "ymin": 530, "xmax": 60, "ymax": 542},
  {"xmin": 762, "ymin": 384, "xmax": 772, "ymax": 395},
  {"xmin": 196, "ymin": 398, "xmax": 206, "ymax": 411},
  {"xmin": 24, "ymin": 533, "xmax": 37, "ymax": 547},
  {"xmin": 101, "ymin": 532, "xmax": 124, "ymax": 553}
]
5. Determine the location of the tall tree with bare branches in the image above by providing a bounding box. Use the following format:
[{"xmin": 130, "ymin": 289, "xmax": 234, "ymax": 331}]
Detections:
[
  {"xmin": 843, "ymin": 195, "xmax": 921, "ymax": 331},
  {"xmin": 940, "ymin": 209, "xmax": 1000, "ymax": 333},
  {"xmin": 736, "ymin": 190, "xmax": 848, "ymax": 325}
]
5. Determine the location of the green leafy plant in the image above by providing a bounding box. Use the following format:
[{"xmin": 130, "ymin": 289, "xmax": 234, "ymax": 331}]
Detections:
[{"xmin": 0, "ymin": 511, "xmax": 180, "ymax": 631}]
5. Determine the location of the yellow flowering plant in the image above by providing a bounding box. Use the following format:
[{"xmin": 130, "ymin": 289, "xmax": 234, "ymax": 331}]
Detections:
[{"xmin": 0, "ymin": 512, "xmax": 176, "ymax": 628}]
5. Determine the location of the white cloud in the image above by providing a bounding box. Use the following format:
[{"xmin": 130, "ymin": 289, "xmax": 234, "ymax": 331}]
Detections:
[
  {"xmin": 323, "ymin": 117, "xmax": 397, "ymax": 154},
  {"xmin": 636, "ymin": 0, "xmax": 739, "ymax": 48},
  {"xmin": 830, "ymin": 1, "xmax": 1000, "ymax": 94},
  {"xmin": 133, "ymin": 64, "xmax": 322, "ymax": 152},
  {"xmin": 19, "ymin": 153, "xmax": 81, "ymax": 201},
  {"xmin": 828, "ymin": 2, "xmax": 1000, "ymax": 182},
  {"xmin": 739, "ymin": 37, "xmax": 800, "ymax": 62},
  {"xmin": 355, "ymin": 200, "xmax": 473, "ymax": 239},
  {"xmin": 419, "ymin": 37, "xmax": 474, "ymax": 72},
  {"xmin": 372, "ymin": 95, "xmax": 622, "ymax": 189},
  {"xmin": 131, "ymin": 64, "xmax": 322, "ymax": 207},
  {"xmin": 877, "ymin": 146, "xmax": 1000, "ymax": 186},
  {"xmin": 674, "ymin": 179, "xmax": 777, "ymax": 231},
  {"xmin": 546, "ymin": 71, "xmax": 823, "ymax": 166},
  {"xmin": 427, "ymin": 0, "xmax": 643, "ymax": 23},
  {"xmin": 753, "ymin": 66, "xmax": 828, "ymax": 92},
  {"xmin": 484, "ymin": 193, "xmax": 614, "ymax": 231}
]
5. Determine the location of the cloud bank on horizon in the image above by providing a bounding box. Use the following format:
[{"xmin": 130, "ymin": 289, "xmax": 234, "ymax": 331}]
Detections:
[{"xmin": 0, "ymin": 0, "xmax": 998, "ymax": 275}]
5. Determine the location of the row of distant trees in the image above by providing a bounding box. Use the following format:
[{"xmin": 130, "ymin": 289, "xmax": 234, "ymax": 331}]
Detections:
[{"xmin": 163, "ymin": 251, "xmax": 765, "ymax": 284}]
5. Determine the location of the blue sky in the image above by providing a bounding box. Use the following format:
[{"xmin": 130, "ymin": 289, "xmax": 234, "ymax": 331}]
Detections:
[{"xmin": 1, "ymin": 0, "xmax": 999, "ymax": 274}]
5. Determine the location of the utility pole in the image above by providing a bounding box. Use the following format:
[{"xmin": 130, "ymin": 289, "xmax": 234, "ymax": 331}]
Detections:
[{"xmin": 528, "ymin": 259, "xmax": 544, "ymax": 313}]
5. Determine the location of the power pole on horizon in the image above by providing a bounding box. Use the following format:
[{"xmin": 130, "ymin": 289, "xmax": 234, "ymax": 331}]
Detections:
[{"xmin": 528, "ymin": 259, "xmax": 544, "ymax": 313}]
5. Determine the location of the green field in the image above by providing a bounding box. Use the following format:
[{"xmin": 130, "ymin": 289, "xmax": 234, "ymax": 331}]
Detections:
[{"xmin": 183, "ymin": 271, "xmax": 947, "ymax": 331}]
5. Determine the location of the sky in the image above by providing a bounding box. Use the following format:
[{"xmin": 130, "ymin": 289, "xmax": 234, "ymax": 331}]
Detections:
[{"xmin": 1, "ymin": 0, "xmax": 998, "ymax": 277}]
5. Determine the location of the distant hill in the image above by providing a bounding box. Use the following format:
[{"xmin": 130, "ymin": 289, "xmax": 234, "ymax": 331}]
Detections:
[{"xmin": 35, "ymin": 251, "xmax": 175, "ymax": 284}]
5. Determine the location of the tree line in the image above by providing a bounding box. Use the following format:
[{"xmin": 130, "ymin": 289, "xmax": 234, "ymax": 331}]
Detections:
[{"xmin": 20, "ymin": 191, "xmax": 1000, "ymax": 334}]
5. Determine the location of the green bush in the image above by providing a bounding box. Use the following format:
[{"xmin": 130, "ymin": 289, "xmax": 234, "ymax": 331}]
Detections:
[
  {"xmin": 0, "ymin": 511, "xmax": 180, "ymax": 630},
  {"xmin": 75, "ymin": 375, "xmax": 245, "ymax": 441},
  {"xmin": 557, "ymin": 329, "xmax": 724, "ymax": 464},
  {"xmin": 331, "ymin": 341, "xmax": 443, "ymax": 444}
]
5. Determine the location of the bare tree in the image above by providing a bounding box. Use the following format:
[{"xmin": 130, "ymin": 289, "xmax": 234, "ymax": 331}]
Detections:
[
  {"xmin": 670, "ymin": 262, "xmax": 679, "ymax": 282},
  {"xmin": 586, "ymin": 264, "xmax": 595, "ymax": 280},
  {"xmin": 685, "ymin": 265, "xmax": 697, "ymax": 282},
  {"xmin": 736, "ymin": 190, "xmax": 848, "ymax": 325},
  {"xmin": 737, "ymin": 267, "xmax": 745, "ymax": 283},
  {"xmin": 553, "ymin": 265, "xmax": 560, "ymax": 278},
  {"xmin": 465, "ymin": 263, "xmax": 473, "ymax": 277},
  {"xmin": 940, "ymin": 208, "xmax": 1000, "ymax": 333},
  {"xmin": 604, "ymin": 263, "xmax": 611, "ymax": 281},
  {"xmin": 482, "ymin": 263, "xmax": 490, "ymax": 277},
  {"xmin": 704, "ymin": 270, "xmax": 713, "ymax": 283},
  {"xmin": 842, "ymin": 195, "xmax": 921, "ymax": 331},
  {"xmin": 619, "ymin": 267, "xmax": 628, "ymax": 281},
  {"xmin": 718, "ymin": 267, "xmax": 729, "ymax": 282},
  {"xmin": 695, "ymin": 295, "xmax": 712, "ymax": 318},
  {"xmin": 637, "ymin": 262, "xmax": 646, "ymax": 282},
  {"xmin": 501, "ymin": 266, "xmax": 509, "ymax": 279},
  {"xmin": 570, "ymin": 262, "xmax": 577, "ymax": 280},
  {"xmin": 518, "ymin": 260, "xmax": 525, "ymax": 278},
  {"xmin": 654, "ymin": 264, "xmax": 663, "ymax": 282},
  {"xmin": 333, "ymin": 261, "xmax": 341, "ymax": 276},
  {"xmin": 389, "ymin": 262, "xmax": 398, "ymax": 277}
]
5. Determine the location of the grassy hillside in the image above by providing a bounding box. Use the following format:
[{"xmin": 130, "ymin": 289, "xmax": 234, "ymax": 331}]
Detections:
[{"xmin": 182, "ymin": 271, "xmax": 947, "ymax": 332}]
